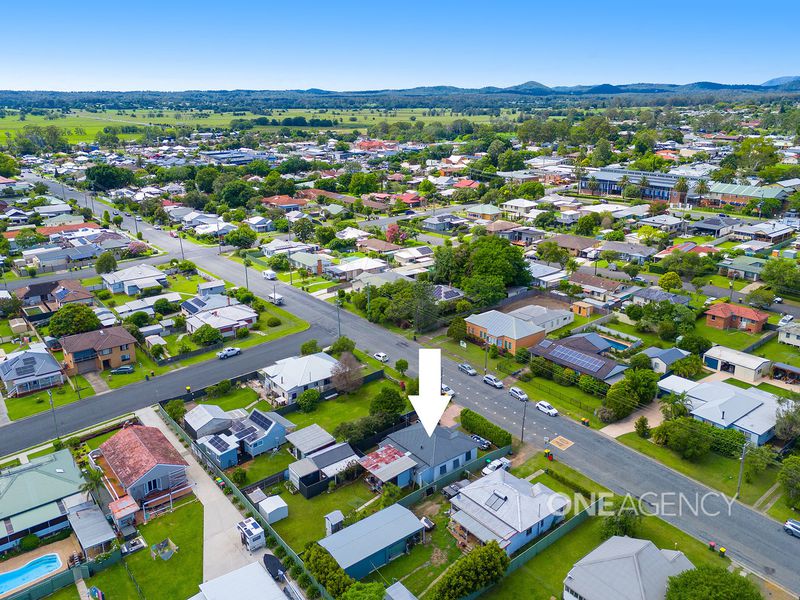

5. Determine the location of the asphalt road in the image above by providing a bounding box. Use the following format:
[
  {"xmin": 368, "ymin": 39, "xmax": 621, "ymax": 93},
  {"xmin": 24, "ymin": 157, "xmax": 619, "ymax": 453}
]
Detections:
[{"xmin": 11, "ymin": 173, "xmax": 800, "ymax": 593}]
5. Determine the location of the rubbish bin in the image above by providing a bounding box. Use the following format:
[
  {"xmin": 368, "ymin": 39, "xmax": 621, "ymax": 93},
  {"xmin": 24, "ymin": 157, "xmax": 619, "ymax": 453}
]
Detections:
[{"xmin": 718, "ymin": 547, "xmax": 726, "ymax": 557}]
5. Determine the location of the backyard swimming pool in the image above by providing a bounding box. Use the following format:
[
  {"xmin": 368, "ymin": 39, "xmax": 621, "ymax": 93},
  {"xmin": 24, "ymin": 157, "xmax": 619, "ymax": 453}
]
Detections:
[
  {"xmin": 0, "ymin": 553, "xmax": 62, "ymax": 594},
  {"xmin": 598, "ymin": 335, "xmax": 631, "ymax": 351}
]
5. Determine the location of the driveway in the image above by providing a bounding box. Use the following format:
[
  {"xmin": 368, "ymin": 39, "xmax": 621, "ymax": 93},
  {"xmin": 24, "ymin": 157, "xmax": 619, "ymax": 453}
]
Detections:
[
  {"xmin": 136, "ymin": 408, "xmax": 261, "ymax": 581},
  {"xmin": 600, "ymin": 400, "xmax": 664, "ymax": 438}
]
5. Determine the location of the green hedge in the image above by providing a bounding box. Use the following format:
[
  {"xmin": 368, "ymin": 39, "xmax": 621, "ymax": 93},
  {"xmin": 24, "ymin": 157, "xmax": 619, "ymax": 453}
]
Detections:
[{"xmin": 461, "ymin": 408, "xmax": 512, "ymax": 447}]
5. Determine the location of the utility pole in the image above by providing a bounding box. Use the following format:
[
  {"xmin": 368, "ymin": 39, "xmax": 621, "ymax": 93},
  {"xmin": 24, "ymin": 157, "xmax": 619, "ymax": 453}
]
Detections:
[
  {"xmin": 335, "ymin": 299, "xmax": 342, "ymax": 337},
  {"xmin": 178, "ymin": 233, "xmax": 185, "ymax": 261},
  {"xmin": 484, "ymin": 343, "xmax": 489, "ymax": 375},
  {"xmin": 520, "ymin": 398, "xmax": 528, "ymax": 442},
  {"xmin": 736, "ymin": 443, "xmax": 747, "ymax": 498},
  {"xmin": 48, "ymin": 389, "xmax": 59, "ymax": 439},
  {"xmin": 243, "ymin": 259, "xmax": 250, "ymax": 290}
]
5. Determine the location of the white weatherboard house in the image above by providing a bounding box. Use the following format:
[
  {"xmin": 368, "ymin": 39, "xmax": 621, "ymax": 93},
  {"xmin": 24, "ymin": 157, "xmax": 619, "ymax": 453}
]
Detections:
[
  {"xmin": 702, "ymin": 345, "xmax": 772, "ymax": 383},
  {"xmin": 259, "ymin": 352, "xmax": 338, "ymax": 403},
  {"xmin": 563, "ymin": 536, "xmax": 694, "ymax": 600},
  {"xmin": 449, "ymin": 469, "xmax": 568, "ymax": 555}
]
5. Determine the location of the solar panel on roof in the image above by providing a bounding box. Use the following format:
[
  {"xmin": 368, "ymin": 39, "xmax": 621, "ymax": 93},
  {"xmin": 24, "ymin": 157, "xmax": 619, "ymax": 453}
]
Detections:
[
  {"xmin": 250, "ymin": 411, "xmax": 273, "ymax": 431},
  {"xmin": 22, "ymin": 357, "xmax": 36, "ymax": 365},
  {"xmin": 14, "ymin": 366, "xmax": 35, "ymax": 377},
  {"xmin": 485, "ymin": 492, "xmax": 507, "ymax": 511},
  {"xmin": 235, "ymin": 426, "xmax": 256, "ymax": 440},
  {"xmin": 551, "ymin": 345, "xmax": 604, "ymax": 373},
  {"xmin": 207, "ymin": 436, "xmax": 230, "ymax": 453}
]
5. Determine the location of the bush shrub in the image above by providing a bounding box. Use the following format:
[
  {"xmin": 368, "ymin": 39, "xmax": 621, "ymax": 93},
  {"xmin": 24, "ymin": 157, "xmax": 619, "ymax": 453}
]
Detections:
[
  {"xmin": 297, "ymin": 574, "xmax": 312, "ymax": 590},
  {"xmin": 274, "ymin": 545, "xmax": 287, "ymax": 560},
  {"xmin": 20, "ymin": 534, "xmax": 40, "ymax": 552},
  {"xmin": 635, "ymin": 416, "xmax": 651, "ymax": 438},
  {"xmin": 461, "ymin": 408, "xmax": 512, "ymax": 447},
  {"xmin": 266, "ymin": 316, "xmax": 281, "ymax": 327},
  {"xmin": 596, "ymin": 407, "xmax": 616, "ymax": 423},
  {"xmin": 95, "ymin": 289, "xmax": 112, "ymax": 300}
]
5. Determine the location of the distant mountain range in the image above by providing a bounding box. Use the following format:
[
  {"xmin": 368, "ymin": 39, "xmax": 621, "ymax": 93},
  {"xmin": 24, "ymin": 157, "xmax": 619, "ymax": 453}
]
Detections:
[{"xmin": 3, "ymin": 78, "xmax": 800, "ymax": 111}]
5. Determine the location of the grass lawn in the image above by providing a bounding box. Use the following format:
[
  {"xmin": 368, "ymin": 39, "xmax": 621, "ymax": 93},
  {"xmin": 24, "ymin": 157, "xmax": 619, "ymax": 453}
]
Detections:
[
  {"xmin": 674, "ymin": 236, "xmax": 714, "ymax": 245},
  {"xmin": 28, "ymin": 446, "xmax": 57, "ymax": 459},
  {"xmin": 352, "ymin": 348, "xmax": 408, "ymax": 380},
  {"xmin": 228, "ymin": 449, "xmax": 295, "ymax": 485},
  {"xmin": 767, "ymin": 496, "xmax": 799, "ymax": 524},
  {"xmin": 563, "ymin": 312, "xmax": 602, "ymax": 332},
  {"xmin": 105, "ymin": 352, "xmax": 174, "ymax": 389},
  {"xmin": 84, "ymin": 428, "xmax": 122, "ymax": 450},
  {"xmin": 336, "ymin": 300, "xmax": 414, "ymax": 340},
  {"xmin": 693, "ymin": 320, "xmax": 761, "ymax": 351},
  {"xmin": 0, "ymin": 458, "xmax": 21, "ymax": 469},
  {"xmin": 482, "ymin": 511, "xmax": 728, "ymax": 600},
  {"xmin": 364, "ymin": 497, "xmax": 461, "ymax": 597},
  {"xmin": 707, "ymin": 274, "xmax": 748, "ymax": 291},
  {"xmin": 716, "ymin": 241, "xmax": 739, "ymax": 250},
  {"xmin": 511, "ymin": 453, "xmax": 611, "ymax": 496},
  {"xmin": 89, "ymin": 500, "xmax": 204, "ymax": 600},
  {"xmin": 0, "ymin": 319, "xmax": 13, "ymax": 338},
  {"xmin": 80, "ymin": 275, "xmax": 103, "ymax": 287},
  {"xmin": 751, "ymin": 337, "xmax": 800, "ymax": 368},
  {"xmin": 272, "ymin": 482, "xmax": 375, "ymax": 551},
  {"xmin": 603, "ymin": 319, "xmax": 664, "ymax": 348},
  {"xmin": 514, "ymin": 377, "xmax": 603, "ymax": 426},
  {"xmin": 5, "ymin": 375, "xmax": 93, "ymax": 421},
  {"xmin": 617, "ymin": 433, "xmax": 777, "ymax": 505},
  {"xmin": 287, "ymin": 379, "xmax": 408, "ymax": 433},
  {"xmin": 427, "ymin": 336, "xmax": 502, "ymax": 374},
  {"xmin": 202, "ymin": 386, "xmax": 260, "ymax": 412}
]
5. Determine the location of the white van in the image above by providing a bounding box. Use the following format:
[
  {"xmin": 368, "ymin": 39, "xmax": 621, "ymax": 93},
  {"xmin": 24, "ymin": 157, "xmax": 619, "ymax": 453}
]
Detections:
[{"xmin": 262, "ymin": 270, "xmax": 277, "ymax": 280}]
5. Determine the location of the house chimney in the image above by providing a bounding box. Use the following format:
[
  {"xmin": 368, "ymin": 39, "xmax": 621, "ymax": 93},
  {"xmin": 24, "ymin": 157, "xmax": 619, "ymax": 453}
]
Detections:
[{"xmin": 721, "ymin": 410, "xmax": 725, "ymax": 421}]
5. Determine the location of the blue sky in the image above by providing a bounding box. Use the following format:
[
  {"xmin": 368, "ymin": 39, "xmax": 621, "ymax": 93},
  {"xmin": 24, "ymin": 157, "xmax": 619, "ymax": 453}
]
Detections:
[{"xmin": 5, "ymin": 0, "xmax": 798, "ymax": 91}]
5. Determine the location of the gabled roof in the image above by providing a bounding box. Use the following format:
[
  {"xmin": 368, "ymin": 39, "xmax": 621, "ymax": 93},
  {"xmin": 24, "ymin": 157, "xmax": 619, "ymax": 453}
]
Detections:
[
  {"xmin": 285, "ymin": 424, "xmax": 335, "ymax": 455},
  {"xmin": 384, "ymin": 424, "xmax": 478, "ymax": 471},
  {"xmin": 641, "ymin": 346, "xmax": 690, "ymax": 367},
  {"xmin": 100, "ymin": 425, "xmax": 188, "ymax": 489},
  {"xmin": 564, "ymin": 536, "xmax": 694, "ymax": 600}
]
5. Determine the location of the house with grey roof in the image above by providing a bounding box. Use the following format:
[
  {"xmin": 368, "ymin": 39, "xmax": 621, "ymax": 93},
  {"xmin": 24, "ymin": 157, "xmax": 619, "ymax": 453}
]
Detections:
[
  {"xmin": 449, "ymin": 469, "xmax": 568, "ymax": 555},
  {"xmin": 599, "ymin": 241, "xmax": 657, "ymax": 264},
  {"xmin": 0, "ymin": 343, "xmax": 63, "ymax": 397},
  {"xmin": 631, "ymin": 287, "xmax": 691, "ymax": 307},
  {"xmin": 563, "ymin": 536, "xmax": 694, "ymax": 600},
  {"xmin": 530, "ymin": 334, "xmax": 628, "ymax": 384},
  {"xmin": 507, "ymin": 304, "xmax": 574, "ymax": 333},
  {"xmin": 690, "ymin": 215, "xmax": 740, "ymax": 237},
  {"xmin": 285, "ymin": 424, "xmax": 336, "ymax": 459},
  {"xmin": 319, "ymin": 504, "xmax": 424, "ymax": 579},
  {"xmin": 101, "ymin": 264, "xmax": 167, "ymax": 295},
  {"xmin": 526, "ymin": 261, "xmax": 567, "ymax": 288},
  {"xmin": 0, "ymin": 450, "xmax": 86, "ymax": 552},
  {"xmin": 288, "ymin": 442, "xmax": 359, "ymax": 498},
  {"xmin": 382, "ymin": 424, "xmax": 479, "ymax": 486},
  {"xmin": 259, "ymin": 352, "xmax": 339, "ymax": 404},
  {"xmin": 641, "ymin": 347, "xmax": 690, "ymax": 375}
]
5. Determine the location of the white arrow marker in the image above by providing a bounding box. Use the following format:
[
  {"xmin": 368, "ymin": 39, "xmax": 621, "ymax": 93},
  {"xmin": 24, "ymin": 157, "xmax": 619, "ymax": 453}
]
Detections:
[{"xmin": 409, "ymin": 348, "xmax": 451, "ymax": 437}]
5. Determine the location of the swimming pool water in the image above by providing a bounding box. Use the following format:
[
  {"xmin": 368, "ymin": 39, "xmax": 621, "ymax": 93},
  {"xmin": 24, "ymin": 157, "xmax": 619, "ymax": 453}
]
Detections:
[
  {"xmin": 0, "ymin": 553, "xmax": 62, "ymax": 594},
  {"xmin": 599, "ymin": 336, "xmax": 630, "ymax": 351}
]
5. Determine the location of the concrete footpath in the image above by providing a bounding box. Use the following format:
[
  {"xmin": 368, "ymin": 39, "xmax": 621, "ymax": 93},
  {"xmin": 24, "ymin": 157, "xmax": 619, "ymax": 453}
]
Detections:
[{"xmin": 136, "ymin": 407, "xmax": 261, "ymax": 581}]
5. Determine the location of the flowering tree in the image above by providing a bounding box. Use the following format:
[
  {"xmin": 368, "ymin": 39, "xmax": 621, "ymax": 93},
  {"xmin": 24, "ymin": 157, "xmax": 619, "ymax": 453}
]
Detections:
[{"xmin": 385, "ymin": 223, "xmax": 407, "ymax": 244}]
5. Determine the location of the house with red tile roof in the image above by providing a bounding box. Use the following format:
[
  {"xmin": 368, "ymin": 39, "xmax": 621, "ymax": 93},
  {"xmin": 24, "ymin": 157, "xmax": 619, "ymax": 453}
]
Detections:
[
  {"xmin": 704, "ymin": 303, "xmax": 769, "ymax": 333},
  {"xmin": 396, "ymin": 192, "xmax": 422, "ymax": 207},
  {"xmin": 453, "ymin": 179, "xmax": 479, "ymax": 189},
  {"xmin": 261, "ymin": 195, "xmax": 307, "ymax": 211},
  {"xmin": 99, "ymin": 425, "xmax": 189, "ymax": 504},
  {"xmin": 3, "ymin": 221, "xmax": 101, "ymax": 240}
]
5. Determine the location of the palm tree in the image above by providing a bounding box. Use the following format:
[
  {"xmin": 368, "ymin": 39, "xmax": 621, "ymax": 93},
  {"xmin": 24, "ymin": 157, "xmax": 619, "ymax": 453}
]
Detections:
[
  {"xmin": 80, "ymin": 468, "xmax": 105, "ymax": 498},
  {"xmin": 659, "ymin": 392, "xmax": 691, "ymax": 421},
  {"xmin": 673, "ymin": 177, "xmax": 688, "ymax": 203},
  {"xmin": 618, "ymin": 175, "xmax": 630, "ymax": 196},
  {"xmin": 565, "ymin": 258, "xmax": 579, "ymax": 275},
  {"xmin": 587, "ymin": 176, "xmax": 600, "ymax": 196},
  {"xmin": 694, "ymin": 178, "xmax": 709, "ymax": 205}
]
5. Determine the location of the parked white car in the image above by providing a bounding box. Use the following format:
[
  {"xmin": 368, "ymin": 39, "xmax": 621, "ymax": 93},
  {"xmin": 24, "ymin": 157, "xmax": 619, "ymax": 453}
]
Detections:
[
  {"xmin": 262, "ymin": 269, "xmax": 277, "ymax": 280},
  {"xmin": 441, "ymin": 384, "xmax": 455, "ymax": 397},
  {"xmin": 481, "ymin": 457, "xmax": 511, "ymax": 476},
  {"xmin": 216, "ymin": 347, "xmax": 242, "ymax": 359},
  {"xmin": 509, "ymin": 386, "xmax": 529, "ymax": 402},
  {"xmin": 535, "ymin": 401, "xmax": 559, "ymax": 416},
  {"xmin": 482, "ymin": 374, "xmax": 503, "ymax": 389},
  {"xmin": 373, "ymin": 352, "xmax": 389, "ymax": 363},
  {"xmin": 778, "ymin": 314, "xmax": 794, "ymax": 327}
]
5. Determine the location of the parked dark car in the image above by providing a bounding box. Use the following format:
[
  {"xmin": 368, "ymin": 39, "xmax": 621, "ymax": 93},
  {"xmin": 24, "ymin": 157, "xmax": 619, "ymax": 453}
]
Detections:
[
  {"xmin": 442, "ymin": 480, "xmax": 471, "ymax": 500},
  {"xmin": 110, "ymin": 365, "xmax": 135, "ymax": 375}
]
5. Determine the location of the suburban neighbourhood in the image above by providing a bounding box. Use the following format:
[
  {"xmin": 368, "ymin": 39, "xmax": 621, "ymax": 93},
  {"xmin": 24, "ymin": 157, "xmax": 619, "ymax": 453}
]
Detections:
[{"xmin": 1, "ymin": 7, "xmax": 800, "ymax": 600}]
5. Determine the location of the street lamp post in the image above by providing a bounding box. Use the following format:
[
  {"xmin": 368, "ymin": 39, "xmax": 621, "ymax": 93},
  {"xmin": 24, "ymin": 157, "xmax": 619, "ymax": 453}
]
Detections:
[
  {"xmin": 520, "ymin": 398, "xmax": 528, "ymax": 442},
  {"xmin": 335, "ymin": 299, "xmax": 342, "ymax": 337},
  {"xmin": 484, "ymin": 343, "xmax": 489, "ymax": 375},
  {"xmin": 48, "ymin": 389, "xmax": 59, "ymax": 439},
  {"xmin": 178, "ymin": 233, "xmax": 185, "ymax": 261},
  {"xmin": 243, "ymin": 258, "xmax": 251, "ymax": 290},
  {"xmin": 729, "ymin": 280, "xmax": 734, "ymax": 303}
]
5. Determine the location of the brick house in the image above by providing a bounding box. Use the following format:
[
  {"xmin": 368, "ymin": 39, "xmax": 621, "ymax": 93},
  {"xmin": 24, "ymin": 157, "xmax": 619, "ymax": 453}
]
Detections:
[
  {"xmin": 60, "ymin": 326, "xmax": 137, "ymax": 375},
  {"xmin": 704, "ymin": 303, "xmax": 769, "ymax": 334},
  {"xmin": 465, "ymin": 310, "xmax": 545, "ymax": 354}
]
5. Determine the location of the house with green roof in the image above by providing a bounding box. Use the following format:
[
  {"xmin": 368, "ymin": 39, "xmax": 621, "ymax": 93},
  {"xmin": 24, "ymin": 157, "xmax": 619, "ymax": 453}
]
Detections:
[{"xmin": 0, "ymin": 450, "xmax": 85, "ymax": 552}]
